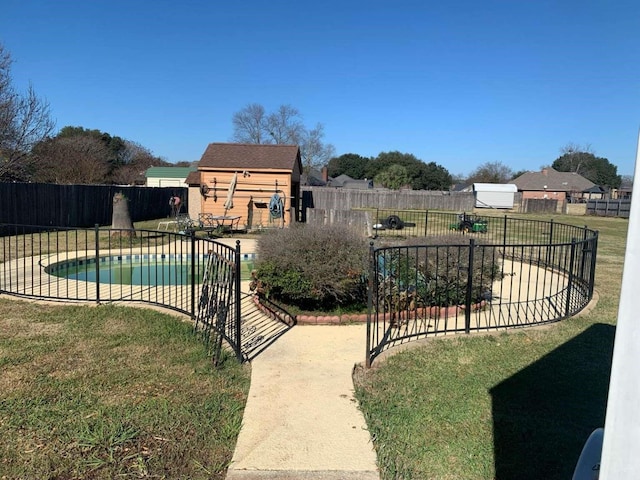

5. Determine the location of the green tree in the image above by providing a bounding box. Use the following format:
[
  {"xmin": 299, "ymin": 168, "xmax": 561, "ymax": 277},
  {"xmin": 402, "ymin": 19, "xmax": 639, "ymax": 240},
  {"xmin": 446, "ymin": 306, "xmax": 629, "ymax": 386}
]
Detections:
[
  {"xmin": 552, "ymin": 144, "xmax": 621, "ymax": 188},
  {"xmin": 366, "ymin": 151, "xmax": 452, "ymax": 190},
  {"xmin": 466, "ymin": 161, "xmax": 514, "ymax": 184},
  {"xmin": 327, "ymin": 153, "xmax": 371, "ymax": 178},
  {"xmin": 375, "ymin": 164, "xmax": 410, "ymax": 190},
  {"xmin": 511, "ymin": 169, "xmax": 530, "ymax": 180}
]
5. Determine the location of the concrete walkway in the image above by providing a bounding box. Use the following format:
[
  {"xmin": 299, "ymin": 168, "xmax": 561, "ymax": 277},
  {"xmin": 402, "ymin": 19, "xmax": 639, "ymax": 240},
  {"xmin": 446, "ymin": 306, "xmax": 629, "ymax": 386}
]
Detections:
[
  {"xmin": 226, "ymin": 323, "xmax": 379, "ymax": 480},
  {"xmin": 216, "ymin": 236, "xmax": 379, "ymax": 478}
]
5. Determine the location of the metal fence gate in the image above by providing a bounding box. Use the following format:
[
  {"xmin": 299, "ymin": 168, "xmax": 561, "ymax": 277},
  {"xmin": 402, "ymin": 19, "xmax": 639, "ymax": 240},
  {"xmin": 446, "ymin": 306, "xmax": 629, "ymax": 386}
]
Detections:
[{"xmin": 194, "ymin": 244, "xmax": 242, "ymax": 366}]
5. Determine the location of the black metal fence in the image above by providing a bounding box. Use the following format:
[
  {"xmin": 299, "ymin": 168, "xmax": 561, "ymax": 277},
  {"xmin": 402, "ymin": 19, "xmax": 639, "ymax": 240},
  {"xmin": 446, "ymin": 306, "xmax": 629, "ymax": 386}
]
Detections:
[
  {"xmin": 366, "ymin": 212, "xmax": 598, "ymax": 366},
  {"xmin": 0, "ymin": 223, "xmax": 242, "ymax": 365}
]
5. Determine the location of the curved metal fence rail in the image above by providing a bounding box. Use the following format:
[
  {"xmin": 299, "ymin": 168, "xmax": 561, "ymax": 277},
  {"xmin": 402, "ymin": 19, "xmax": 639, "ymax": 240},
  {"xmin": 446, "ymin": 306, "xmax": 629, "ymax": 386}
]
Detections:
[
  {"xmin": 0, "ymin": 223, "xmax": 242, "ymax": 364},
  {"xmin": 366, "ymin": 214, "xmax": 598, "ymax": 366}
]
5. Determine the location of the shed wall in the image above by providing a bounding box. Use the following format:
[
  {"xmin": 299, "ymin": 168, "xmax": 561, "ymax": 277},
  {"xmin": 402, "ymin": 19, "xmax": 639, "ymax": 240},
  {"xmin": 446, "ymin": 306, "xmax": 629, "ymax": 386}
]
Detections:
[
  {"xmin": 475, "ymin": 191, "xmax": 515, "ymax": 209},
  {"xmin": 199, "ymin": 170, "xmax": 296, "ymax": 229}
]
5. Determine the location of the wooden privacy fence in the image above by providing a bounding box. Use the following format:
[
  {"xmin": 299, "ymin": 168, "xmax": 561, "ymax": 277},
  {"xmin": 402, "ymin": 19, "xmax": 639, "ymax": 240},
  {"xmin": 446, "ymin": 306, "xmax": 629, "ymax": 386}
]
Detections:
[
  {"xmin": 586, "ymin": 199, "xmax": 631, "ymax": 218},
  {"xmin": 0, "ymin": 182, "xmax": 188, "ymax": 228},
  {"xmin": 302, "ymin": 187, "xmax": 475, "ymax": 214}
]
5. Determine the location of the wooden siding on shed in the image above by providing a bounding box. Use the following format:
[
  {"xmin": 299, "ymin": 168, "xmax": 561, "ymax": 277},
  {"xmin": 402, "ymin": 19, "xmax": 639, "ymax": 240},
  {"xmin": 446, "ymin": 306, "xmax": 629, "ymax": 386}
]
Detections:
[{"xmin": 199, "ymin": 170, "xmax": 294, "ymax": 228}]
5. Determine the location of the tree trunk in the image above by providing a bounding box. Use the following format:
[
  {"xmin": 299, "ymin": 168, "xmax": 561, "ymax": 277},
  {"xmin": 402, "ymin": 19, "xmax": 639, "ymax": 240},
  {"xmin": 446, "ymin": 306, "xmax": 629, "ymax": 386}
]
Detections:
[{"xmin": 111, "ymin": 192, "xmax": 136, "ymax": 237}]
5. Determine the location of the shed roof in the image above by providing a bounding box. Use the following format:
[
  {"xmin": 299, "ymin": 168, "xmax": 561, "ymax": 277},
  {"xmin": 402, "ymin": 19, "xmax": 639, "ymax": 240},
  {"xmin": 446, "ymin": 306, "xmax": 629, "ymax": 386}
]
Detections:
[
  {"xmin": 185, "ymin": 171, "xmax": 202, "ymax": 186},
  {"xmin": 473, "ymin": 183, "xmax": 518, "ymax": 193},
  {"xmin": 145, "ymin": 166, "xmax": 196, "ymax": 178},
  {"xmin": 512, "ymin": 168, "xmax": 595, "ymax": 192},
  {"xmin": 198, "ymin": 143, "xmax": 301, "ymax": 171}
]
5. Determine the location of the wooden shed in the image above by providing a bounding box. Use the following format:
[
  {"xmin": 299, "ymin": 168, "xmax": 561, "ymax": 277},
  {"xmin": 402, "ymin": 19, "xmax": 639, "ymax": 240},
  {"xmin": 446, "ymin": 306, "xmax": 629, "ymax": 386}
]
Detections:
[
  {"xmin": 473, "ymin": 183, "xmax": 518, "ymax": 209},
  {"xmin": 194, "ymin": 143, "xmax": 302, "ymax": 230}
]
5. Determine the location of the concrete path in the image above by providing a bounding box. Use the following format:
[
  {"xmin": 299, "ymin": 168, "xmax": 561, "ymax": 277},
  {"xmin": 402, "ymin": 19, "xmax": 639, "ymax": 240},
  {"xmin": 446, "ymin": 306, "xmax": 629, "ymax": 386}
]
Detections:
[
  {"xmin": 226, "ymin": 324, "xmax": 379, "ymax": 480},
  {"xmin": 216, "ymin": 237, "xmax": 379, "ymax": 478}
]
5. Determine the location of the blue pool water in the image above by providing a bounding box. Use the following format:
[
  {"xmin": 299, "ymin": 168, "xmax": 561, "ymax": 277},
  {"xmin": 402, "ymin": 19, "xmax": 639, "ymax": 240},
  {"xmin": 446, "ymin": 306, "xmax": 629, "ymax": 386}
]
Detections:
[{"xmin": 46, "ymin": 254, "xmax": 256, "ymax": 286}]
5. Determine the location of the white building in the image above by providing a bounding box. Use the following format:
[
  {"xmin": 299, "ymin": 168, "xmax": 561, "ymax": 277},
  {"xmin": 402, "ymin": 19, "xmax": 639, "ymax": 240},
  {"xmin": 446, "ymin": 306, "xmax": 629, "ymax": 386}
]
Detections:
[{"xmin": 473, "ymin": 183, "xmax": 518, "ymax": 209}]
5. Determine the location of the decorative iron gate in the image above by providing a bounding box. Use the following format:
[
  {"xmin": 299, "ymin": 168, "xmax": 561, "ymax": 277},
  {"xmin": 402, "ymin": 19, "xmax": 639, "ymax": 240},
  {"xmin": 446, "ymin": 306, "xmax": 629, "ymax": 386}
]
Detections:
[{"xmin": 194, "ymin": 243, "xmax": 242, "ymax": 366}]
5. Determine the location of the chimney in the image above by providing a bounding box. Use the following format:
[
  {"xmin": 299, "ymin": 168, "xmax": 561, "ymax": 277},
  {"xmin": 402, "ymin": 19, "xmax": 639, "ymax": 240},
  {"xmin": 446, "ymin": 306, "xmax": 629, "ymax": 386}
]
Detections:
[
  {"xmin": 321, "ymin": 166, "xmax": 328, "ymax": 182},
  {"xmin": 541, "ymin": 168, "xmax": 548, "ymax": 176}
]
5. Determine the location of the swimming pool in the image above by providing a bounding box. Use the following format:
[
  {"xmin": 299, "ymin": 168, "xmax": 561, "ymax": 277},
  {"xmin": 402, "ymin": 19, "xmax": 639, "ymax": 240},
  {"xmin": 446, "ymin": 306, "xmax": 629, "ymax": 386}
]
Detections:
[{"xmin": 46, "ymin": 253, "xmax": 257, "ymax": 286}]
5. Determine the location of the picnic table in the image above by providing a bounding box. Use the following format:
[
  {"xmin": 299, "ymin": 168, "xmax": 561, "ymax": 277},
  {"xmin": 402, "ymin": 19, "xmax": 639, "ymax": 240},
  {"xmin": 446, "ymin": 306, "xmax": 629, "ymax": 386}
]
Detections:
[{"xmin": 198, "ymin": 213, "xmax": 241, "ymax": 235}]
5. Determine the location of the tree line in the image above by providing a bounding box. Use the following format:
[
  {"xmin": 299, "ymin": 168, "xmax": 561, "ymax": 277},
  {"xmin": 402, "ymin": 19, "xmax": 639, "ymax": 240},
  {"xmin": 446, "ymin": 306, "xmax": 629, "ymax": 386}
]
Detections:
[{"xmin": 326, "ymin": 147, "xmax": 622, "ymax": 190}]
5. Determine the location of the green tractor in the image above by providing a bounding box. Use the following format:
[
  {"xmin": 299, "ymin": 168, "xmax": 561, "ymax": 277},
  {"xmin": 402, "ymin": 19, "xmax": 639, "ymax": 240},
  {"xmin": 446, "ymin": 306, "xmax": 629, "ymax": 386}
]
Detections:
[{"xmin": 450, "ymin": 213, "xmax": 488, "ymax": 234}]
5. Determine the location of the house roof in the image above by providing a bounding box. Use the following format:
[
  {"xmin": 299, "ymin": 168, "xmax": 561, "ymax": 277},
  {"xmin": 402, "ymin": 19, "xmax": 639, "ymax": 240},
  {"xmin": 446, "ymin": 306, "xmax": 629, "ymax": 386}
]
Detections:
[
  {"xmin": 328, "ymin": 174, "xmax": 373, "ymax": 189},
  {"xmin": 302, "ymin": 168, "xmax": 327, "ymax": 186},
  {"xmin": 512, "ymin": 168, "xmax": 595, "ymax": 192},
  {"xmin": 198, "ymin": 143, "xmax": 301, "ymax": 171},
  {"xmin": 185, "ymin": 171, "xmax": 202, "ymax": 186},
  {"xmin": 145, "ymin": 166, "xmax": 196, "ymax": 178}
]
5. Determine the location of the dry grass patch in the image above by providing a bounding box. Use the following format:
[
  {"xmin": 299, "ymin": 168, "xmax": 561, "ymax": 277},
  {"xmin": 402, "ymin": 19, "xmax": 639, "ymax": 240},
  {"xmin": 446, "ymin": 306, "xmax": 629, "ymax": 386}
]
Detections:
[{"xmin": 0, "ymin": 299, "xmax": 249, "ymax": 479}]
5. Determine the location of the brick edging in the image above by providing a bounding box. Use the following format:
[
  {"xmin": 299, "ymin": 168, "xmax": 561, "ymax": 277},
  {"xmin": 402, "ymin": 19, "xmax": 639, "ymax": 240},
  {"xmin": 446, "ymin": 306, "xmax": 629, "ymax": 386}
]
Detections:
[{"xmin": 252, "ymin": 295, "xmax": 368, "ymax": 325}]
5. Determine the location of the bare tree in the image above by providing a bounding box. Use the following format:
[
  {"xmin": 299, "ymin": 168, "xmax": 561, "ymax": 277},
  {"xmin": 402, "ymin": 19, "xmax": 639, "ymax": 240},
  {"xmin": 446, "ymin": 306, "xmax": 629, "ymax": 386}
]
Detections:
[
  {"xmin": 557, "ymin": 143, "xmax": 594, "ymax": 174},
  {"xmin": 265, "ymin": 105, "xmax": 305, "ymax": 144},
  {"xmin": 32, "ymin": 135, "xmax": 110, "ymax": 184},
  {"xmin": 110, "ymin": 140, "xmax": 167, "ymax": 184},
  {"xmin": 231, "ymin": 103, "xmax": 335, "ymax": 171},
  {"xmin": 300, "ymin": 123, "xmax": 335, "ymax": 171},
  {"xmin": 232, "ymin": 103, "xmax": 267, "ymax": 144},
  {"xmin": 466, "ymin": 161, "xmax": 514, "ymax": 184},
  {"xmin": 0, "ymin": 44, "xmax": 55, "ymax": 181}
]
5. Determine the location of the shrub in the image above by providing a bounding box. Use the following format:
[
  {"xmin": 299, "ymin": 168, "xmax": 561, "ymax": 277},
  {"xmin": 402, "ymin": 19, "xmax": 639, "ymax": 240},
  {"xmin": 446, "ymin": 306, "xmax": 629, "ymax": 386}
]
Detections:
[
  {"xmin": 379, "ymin": 235, "xmax": 502, "ymax": 308},
  {"xmin": 253, "ymin": 223, "xmax": 369, "ymax": 310}
]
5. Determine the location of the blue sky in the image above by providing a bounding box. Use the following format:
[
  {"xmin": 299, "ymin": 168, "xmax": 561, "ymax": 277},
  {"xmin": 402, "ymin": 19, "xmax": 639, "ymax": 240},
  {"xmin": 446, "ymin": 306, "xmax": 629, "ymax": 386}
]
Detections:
[{"xmin": 2, "ymin": 0, "xmax": 639, "ymax": 175}]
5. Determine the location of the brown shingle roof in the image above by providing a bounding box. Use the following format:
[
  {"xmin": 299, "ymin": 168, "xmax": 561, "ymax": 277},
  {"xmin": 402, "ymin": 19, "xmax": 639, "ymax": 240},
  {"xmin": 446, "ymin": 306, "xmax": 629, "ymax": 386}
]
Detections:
[
  {"xmin": 512, "ymin": 168, "xmax": 595, "ymax": 192},
  {"xmin": 185, "ymin": 170, "xmax": 201, "ymax": 185},
  {"xmin": 198, "ymin": 143, "xmax": 301, "ymax": 171}
]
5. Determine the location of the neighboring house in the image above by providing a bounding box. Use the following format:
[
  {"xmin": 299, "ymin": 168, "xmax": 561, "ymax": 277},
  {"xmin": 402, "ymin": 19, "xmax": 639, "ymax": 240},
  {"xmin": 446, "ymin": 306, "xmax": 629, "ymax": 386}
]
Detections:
[
  {"xmin": 451, "ymin": 183, "xmax": 472, "ymax": 192},
  {"xmin": 302, "ymin": 169, "xmax": 373, "ymax": 189},
  {"xmin": 193, "ymin": 143, "xmax": 303, "ymax": 229},
  {"xmin": 582, "ymin": 185, "xmax": 607, "ymax": 200},
  {"xmin": 145, "ymin": 166, "xmax": 196, "ymax": 187},
  {"xmin": 328, "ymin": 174, "xmax": 373, "ymax": 189},
  {"xmin": 302, "ymin": 167, "xmax": 328, "ymax": 186},
  {"xmin": 511, "ymin": 167, "xmax": 595, "ymax": 202}
]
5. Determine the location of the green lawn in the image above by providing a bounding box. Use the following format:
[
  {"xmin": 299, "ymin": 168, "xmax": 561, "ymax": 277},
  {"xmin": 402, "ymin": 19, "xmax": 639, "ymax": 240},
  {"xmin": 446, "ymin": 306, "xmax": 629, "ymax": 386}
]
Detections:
[
  {"xmin": 0, "ymin": 301, "xmax": 250, "ymax": 479},
  {"xmin": 354, "ymin": 213, "xmax": 627, "ymax": 480}
]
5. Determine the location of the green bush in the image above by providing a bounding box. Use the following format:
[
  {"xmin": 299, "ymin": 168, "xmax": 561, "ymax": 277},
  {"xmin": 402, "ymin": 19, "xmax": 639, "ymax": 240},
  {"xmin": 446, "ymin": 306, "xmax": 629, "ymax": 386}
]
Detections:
[
  {"xmin": 253, "ymin": 223, "xmax": 369, "ymax": 310},
  {"xmin": 380, "ymin": 235, "xmax": 502, "ymax": 308}
]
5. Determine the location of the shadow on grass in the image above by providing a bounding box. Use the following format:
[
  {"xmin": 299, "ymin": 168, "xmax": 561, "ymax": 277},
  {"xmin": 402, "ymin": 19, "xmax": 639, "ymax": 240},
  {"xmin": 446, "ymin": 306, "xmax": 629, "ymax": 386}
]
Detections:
[{"xmin": 490, "ymin": 323, "xmax": 614, "ymax": 480}]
